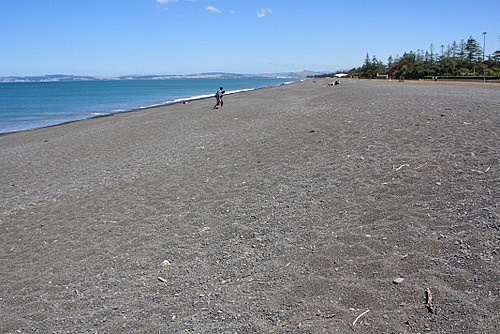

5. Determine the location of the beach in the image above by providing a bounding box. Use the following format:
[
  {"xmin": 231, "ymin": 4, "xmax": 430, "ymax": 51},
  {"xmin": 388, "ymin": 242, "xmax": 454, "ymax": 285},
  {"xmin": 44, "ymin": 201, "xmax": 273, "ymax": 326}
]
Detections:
[{"xmin": 1, "ymin": 79, "xmax": 498, "ymax": 333}]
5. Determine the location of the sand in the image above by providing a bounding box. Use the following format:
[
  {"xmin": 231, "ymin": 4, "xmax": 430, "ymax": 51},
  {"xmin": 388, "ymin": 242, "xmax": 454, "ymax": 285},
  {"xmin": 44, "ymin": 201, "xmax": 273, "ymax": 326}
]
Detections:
[{"xmin": 1, "ymin": 79, "xmax": 498, "ymax": 333}]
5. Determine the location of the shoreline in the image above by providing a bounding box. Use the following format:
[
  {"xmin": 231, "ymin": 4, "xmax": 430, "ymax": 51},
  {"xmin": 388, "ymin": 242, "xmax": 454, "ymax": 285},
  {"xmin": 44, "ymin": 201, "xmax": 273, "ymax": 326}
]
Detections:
[
  {"xmin": 0, "ymin": 78, "xmax": 297, "ymax": 136},
  {"xmin": 1, "ymin": 79, "xmax": 498, "ymax": 332},
  {"xmin": 0, "ymin": 82, "xmax": 295, "ymax": 137}
]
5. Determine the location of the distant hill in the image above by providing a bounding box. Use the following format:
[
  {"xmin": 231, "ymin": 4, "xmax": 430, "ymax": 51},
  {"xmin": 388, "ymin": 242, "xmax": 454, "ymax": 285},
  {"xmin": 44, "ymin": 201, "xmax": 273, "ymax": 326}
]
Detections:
[{"xmin": 0, "ymin": 70, "xmax": 327, "ymax": 83}]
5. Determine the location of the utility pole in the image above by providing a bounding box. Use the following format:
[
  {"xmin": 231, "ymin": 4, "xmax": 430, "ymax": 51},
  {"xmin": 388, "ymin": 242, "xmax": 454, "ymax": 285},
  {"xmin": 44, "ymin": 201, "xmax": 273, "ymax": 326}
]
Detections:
[{"xmin": 483, "ymin": 32, "xmax": 487, "ymax": 83}]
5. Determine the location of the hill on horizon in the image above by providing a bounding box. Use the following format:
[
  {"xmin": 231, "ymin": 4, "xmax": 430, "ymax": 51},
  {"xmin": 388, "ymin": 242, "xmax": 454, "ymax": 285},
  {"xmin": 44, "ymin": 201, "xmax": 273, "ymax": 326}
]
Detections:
[{"xmin": 0, "ymin": 70, "xmax": 328, "ymax": 83}]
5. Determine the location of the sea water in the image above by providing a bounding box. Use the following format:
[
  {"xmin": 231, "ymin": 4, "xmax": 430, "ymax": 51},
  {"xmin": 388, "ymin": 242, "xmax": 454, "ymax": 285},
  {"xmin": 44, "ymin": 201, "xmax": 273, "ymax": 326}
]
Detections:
[{"xmin": 0, "ymin": 77, "xmax": 293, "ymax": 134}]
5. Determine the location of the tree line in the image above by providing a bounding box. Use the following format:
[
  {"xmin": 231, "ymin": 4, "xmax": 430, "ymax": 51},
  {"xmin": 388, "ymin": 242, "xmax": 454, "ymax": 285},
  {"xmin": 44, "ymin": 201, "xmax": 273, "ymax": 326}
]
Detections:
[{"xmin": 326, "ymin": 35, "xmax": 500, "ymax": 80}]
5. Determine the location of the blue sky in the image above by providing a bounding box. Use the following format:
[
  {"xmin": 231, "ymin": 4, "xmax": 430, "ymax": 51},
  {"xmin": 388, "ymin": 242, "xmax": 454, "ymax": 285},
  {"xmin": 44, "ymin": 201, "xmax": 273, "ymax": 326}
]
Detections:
[{"xmin": 2, "ymin": 0, "xmax": 499, "ymax": 77}]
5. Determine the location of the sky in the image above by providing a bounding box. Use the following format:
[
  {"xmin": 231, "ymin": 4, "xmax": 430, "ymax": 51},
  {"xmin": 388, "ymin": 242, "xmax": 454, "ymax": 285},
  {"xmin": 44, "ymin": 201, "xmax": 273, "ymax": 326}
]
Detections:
[{"xmin": 1, "ymin": 0, "xmax": 499, "ymax": 77}]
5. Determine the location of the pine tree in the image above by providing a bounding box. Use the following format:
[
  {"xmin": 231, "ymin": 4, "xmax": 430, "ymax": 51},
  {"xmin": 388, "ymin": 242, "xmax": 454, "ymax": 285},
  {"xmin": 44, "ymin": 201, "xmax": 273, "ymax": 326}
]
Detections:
[
  {"xmin": 457, "ymin": 39, "xmax": 466, "ymax": 61},
  {"xmin": 450, "ymin": 41, "xmax": 458, "ymax": 58},
  {"xmin": 464, "ymin": 36, "xmax": 482, "ymax": 63}
]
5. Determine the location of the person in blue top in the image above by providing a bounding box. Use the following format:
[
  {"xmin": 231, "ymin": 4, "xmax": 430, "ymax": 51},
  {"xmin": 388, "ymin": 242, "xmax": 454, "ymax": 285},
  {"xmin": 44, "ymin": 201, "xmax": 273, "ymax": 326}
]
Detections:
[{"xmin": 214, "ymin": 87, "xmax": 224, "ymax": 109}]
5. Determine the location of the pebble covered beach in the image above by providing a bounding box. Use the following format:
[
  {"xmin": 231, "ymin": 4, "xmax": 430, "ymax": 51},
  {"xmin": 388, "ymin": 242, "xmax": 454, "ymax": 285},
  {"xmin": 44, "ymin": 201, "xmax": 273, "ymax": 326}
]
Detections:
[{"xmin": 1, "ymin": 79, "xmax": 498, "ymax": 333}]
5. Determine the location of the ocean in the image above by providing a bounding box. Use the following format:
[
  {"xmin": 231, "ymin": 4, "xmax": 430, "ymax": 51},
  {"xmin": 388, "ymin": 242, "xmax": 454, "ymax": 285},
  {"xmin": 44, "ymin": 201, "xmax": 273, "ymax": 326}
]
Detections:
[{"xmin": 0, "ymin": 77, "xmax": 294, "ymax": 134}]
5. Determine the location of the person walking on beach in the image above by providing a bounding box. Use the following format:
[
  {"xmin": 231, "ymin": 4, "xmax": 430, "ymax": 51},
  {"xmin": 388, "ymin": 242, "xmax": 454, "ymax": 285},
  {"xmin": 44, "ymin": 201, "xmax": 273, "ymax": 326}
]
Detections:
[{"xmin": 214, "ymin": 87, "xmax": 224, "ymax": 109}]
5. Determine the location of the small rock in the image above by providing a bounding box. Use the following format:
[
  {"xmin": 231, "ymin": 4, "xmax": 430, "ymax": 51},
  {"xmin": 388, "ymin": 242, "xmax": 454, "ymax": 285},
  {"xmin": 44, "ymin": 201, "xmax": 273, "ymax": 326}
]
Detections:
[{"xmin": 393, "ymin": 277, "xmax": 404, "ymax": 284}]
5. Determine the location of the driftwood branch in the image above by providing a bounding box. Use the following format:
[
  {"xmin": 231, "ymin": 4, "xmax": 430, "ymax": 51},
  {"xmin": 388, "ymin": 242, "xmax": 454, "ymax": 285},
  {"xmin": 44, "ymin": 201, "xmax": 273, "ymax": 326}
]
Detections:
[
  {"xmin": 426, "ymin": 288, "xmax": 436, "ymax": 313},
  {"xmin": 352, "ymin": 309, "xmax": 370, "ymax": 326},
  {"xmin": 395, "ymin": 164, "xmax": 410, "ymax": 171}
]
